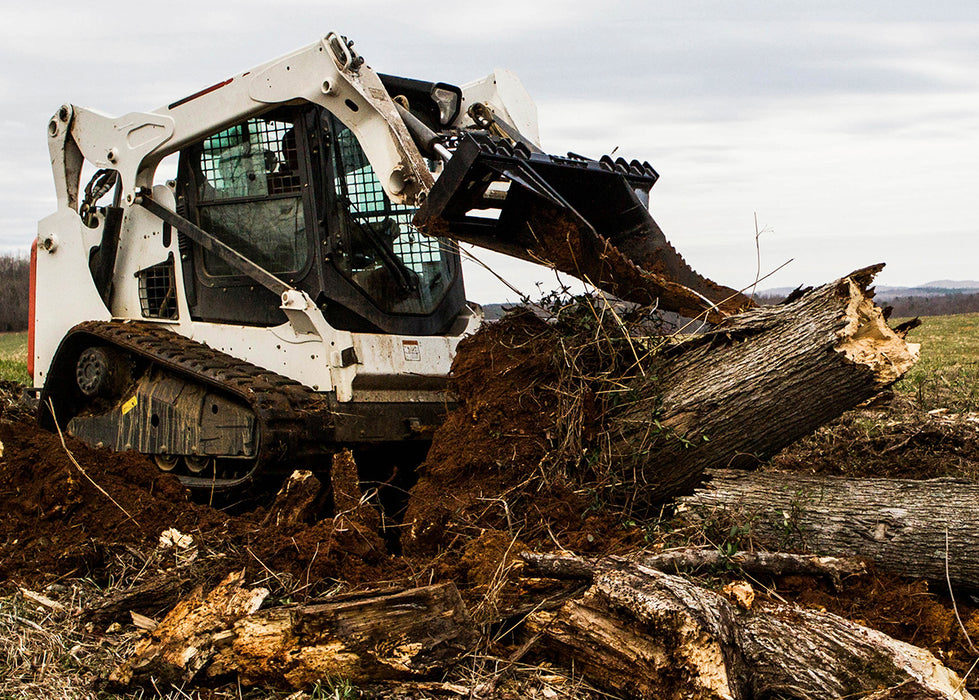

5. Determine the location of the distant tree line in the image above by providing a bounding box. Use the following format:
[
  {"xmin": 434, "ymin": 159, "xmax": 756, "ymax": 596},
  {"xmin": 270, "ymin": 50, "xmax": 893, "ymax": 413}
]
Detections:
[
  {"xmin": 756, "ymin": 290, "xmax": 979, "ymax": 319},
  {"xmin": 884, "ymin": 294, "xmax": 979, "ymax": 319},
  {"xmin": 0, "ymin": 254, "xmax": 29, "ymax": 332}
]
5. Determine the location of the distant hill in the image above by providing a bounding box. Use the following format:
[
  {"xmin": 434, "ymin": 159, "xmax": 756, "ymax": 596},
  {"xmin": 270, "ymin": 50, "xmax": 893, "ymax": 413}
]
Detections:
[
  {"xmin": 919, "ymin": 280, "xmax": 979, "ymax": 289},
  {"xmin": 756, "ymin": 280, "xmax": 979, "ymax": 318},
  {"xmin": 480, "ymin": 303, "xmax": 511, "ymax": 320}
]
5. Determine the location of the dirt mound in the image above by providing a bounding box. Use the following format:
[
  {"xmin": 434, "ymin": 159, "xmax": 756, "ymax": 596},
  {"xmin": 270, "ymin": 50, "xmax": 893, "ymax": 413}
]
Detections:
[
  {"xmin": 770, "ymin": 395, "xmax": 979, "ymax": 480},
  {"xmin": 0, "ymin": 382, "xmax": 394, "ymax": 589},
  {"xmin": 0, "ymin": 414, "xmax": 223, "ymax": 581},
  {"xmin": 404, "ymin": 309, "xmax": 645, "ymax": 561}
]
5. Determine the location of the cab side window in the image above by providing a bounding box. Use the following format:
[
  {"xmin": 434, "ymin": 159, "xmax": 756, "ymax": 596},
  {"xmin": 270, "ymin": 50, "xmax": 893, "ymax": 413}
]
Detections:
[
  {"xmin": 192, "ymin": 115, "xmax": 308, "ymax": 276},
  {"xmin": 328, "ymin": 115, "xmax": 453, "ymax": 315}
]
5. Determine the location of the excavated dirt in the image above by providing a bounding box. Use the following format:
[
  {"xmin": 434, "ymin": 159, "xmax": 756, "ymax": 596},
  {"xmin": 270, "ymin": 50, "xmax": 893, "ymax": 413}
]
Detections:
[
  {"xmin": 4, "ymin": 307, "xmax": 979, "ymax": 693},
  {"xmin": 0, "ymin": 383, "xmax": 397, "ymax": 591},
  {"xmin": 404, "ymin": 309, "xmax": 645, "ymax": 564}
]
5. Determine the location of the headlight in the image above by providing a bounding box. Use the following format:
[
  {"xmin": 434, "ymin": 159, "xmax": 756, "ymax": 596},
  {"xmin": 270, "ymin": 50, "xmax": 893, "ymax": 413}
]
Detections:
[{"xmin": 431, "ymin": 84, "xmax": 462, "ymax": 127}]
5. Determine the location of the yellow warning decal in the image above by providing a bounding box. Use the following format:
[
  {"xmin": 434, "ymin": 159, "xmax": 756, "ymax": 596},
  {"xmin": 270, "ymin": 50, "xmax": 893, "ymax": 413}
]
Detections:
[{"xmin": 121, "ymin": 396, "xmax": 138, "ymax": 415}]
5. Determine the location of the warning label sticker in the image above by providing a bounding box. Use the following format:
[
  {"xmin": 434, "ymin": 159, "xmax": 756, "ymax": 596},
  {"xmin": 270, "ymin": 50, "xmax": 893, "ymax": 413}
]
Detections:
[{"xmin": 402, "ymin": 340, "xmax": 421, "ymax": 362}]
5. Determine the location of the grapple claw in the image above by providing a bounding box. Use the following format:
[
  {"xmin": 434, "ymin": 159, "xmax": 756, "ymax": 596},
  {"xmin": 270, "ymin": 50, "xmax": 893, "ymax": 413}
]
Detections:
[{"xmin": 414, "ymin": 134, "xmax": 753, "ymax": 322}]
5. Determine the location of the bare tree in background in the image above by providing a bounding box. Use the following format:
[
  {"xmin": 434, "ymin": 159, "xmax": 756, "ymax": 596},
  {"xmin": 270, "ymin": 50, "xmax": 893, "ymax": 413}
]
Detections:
[{"xmin": 0, "ymin": 255, "xmax": 29, "ymax": 332}]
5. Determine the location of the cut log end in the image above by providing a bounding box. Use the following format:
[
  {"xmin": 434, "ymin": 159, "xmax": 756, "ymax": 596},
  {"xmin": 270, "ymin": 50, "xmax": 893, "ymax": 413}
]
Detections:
[{"xmin": 600, "ymin": 265, "xmax": 921, "ymax": 504}]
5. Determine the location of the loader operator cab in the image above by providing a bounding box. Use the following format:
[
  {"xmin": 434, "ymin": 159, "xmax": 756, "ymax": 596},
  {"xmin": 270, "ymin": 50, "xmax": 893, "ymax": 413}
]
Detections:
[{"xmin": 175, "ymin": 104, "xmax": 464, "ymax": 335}]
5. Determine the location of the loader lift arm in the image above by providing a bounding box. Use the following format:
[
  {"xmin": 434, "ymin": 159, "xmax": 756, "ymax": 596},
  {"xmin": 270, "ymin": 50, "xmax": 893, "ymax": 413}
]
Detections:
[
  {"xmin": 46, "ymin": 33, "xmax": 434, "ymax": 217},
  {"xmin": 47, "ymin": 31, "xmax": 750, "ymax": 324}
]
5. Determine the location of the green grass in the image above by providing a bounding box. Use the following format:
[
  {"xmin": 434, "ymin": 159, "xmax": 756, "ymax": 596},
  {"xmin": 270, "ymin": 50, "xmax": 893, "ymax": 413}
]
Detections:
[
  {"xmin": 0, "ymin": 331, "xmax": 29, "ymax": 384},
  {"xmin": 895, "ymin": 313, "xmax": 979, "ymax": 411}
]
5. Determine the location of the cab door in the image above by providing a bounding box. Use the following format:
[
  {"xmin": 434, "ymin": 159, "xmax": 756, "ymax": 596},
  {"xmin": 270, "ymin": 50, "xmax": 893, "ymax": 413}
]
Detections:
[{"xmin": 176, "ymin": 107, "xmax": 317, "ymax": 326}]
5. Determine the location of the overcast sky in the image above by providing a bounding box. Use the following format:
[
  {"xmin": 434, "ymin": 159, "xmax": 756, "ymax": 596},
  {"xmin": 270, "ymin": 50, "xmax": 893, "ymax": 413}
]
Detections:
[{"xmin": 2, "ymin": 1, "xmax": 977, "ymax": 302}]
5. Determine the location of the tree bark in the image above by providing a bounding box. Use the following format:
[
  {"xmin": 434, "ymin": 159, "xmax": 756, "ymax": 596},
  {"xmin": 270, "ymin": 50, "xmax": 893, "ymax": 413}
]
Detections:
[
  {"xmin": 524, "ymin": 548, "xmax": 867, "ymax": 590},
  {"xmin": 679, "ymin": 469, "xmax": 979, "ymax": 589},
  {"xmin": 524, "ymin": 555, "xmax": 972, "ymax": 700},
  {"xmin": 261, "ymin": 469, "xmax": 324, "ymax": 528},
  {"xmin": 110, "ymin": 571, "xmax": 476, "ymax": 690},
  {"xmin": 605, "ymin": 265, "xmax": 919, "ymax": 503}
]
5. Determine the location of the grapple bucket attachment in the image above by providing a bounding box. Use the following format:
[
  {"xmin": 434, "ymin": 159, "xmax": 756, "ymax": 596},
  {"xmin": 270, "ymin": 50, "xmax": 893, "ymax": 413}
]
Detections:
[{"xmin": 414, "ymin": 135, "xmax": 752, "ymax": 321}]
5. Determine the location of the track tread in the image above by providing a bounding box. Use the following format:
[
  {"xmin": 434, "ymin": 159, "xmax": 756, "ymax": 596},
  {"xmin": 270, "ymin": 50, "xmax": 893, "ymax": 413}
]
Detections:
[{"xmin": 64, "ymin": 321, "xmax": 333, "ymax": 488}]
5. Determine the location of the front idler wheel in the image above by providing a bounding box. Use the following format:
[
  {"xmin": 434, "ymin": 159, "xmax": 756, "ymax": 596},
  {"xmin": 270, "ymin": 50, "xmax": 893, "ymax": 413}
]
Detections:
[
  {"xmin": 154, "ymin": 454, "xmax": 181, "ymax": 472},
  {"xmin": 75, "ymin": 346, "xmax": 128, "ymax": 398}
]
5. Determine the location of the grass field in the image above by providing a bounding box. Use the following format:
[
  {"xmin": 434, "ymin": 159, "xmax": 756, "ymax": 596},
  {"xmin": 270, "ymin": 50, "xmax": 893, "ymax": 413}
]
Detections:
[
  {"xmin": 0, "ymin": 331, "xmax": 28, "ymax": 384},
  {"xmin": 895, "ymin": 313, "xmax": 979, "ymax": 411}
]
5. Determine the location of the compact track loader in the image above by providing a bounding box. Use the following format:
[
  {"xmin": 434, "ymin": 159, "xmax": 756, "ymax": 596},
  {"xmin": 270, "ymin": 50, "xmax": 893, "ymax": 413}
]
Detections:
[{"xmin": 31, "ymin": 33, "xmax": 750, "ymax": 488}]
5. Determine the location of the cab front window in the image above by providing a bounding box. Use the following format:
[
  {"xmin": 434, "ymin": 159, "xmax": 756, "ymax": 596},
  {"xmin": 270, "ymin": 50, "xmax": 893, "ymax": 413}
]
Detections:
[{"xmin": 328, "ymin": 115, "xmax": 454, "ymax": 315}]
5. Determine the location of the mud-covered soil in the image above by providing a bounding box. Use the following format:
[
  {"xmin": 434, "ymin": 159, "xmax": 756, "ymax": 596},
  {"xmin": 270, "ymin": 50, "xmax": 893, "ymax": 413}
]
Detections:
[
  {"xmin": 4, "ymin": 307, "xmax": 979, "ymax": 695},
  {"xmin": 0, "ymin": 381, "xmax": 397, "ymax": 596}
]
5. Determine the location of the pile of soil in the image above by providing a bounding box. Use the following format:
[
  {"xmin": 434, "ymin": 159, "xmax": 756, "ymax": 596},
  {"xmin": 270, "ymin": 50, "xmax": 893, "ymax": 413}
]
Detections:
[
  {"xmin": 404, "ymin": 310, "xmax": 644, "ymax": 564},
  {"xmin": 0, "ymin": 383, "xmax": 395, "ymax": 591},
  {"xmin": 0, "ymin": 411, "xmax": 222, "ymax": 581}
]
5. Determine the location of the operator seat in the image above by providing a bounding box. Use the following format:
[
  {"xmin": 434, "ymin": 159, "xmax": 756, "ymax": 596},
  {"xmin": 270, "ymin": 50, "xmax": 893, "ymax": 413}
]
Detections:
[{"xmin": 268, "ymin": 127, "xmax": 301, "ymax": 195}]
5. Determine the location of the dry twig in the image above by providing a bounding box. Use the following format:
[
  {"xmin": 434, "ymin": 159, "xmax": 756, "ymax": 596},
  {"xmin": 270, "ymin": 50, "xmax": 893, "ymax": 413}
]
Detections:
[{"xmin": 46, "ymin": 398, "xmax": 139, "ymax": 527}]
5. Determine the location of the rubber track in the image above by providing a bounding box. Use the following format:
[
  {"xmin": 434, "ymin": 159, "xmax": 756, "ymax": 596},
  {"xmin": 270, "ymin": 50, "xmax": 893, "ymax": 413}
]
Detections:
[{"xmin": 67, "ymin": 320, "xmax": 333, "ymax": 489}]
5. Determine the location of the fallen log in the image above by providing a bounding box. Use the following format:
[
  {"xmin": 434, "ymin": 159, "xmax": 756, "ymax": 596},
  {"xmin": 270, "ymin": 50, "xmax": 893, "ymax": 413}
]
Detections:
[
  {"xmin": 524, "ymin": 555, "xmax": 972, "ymax": 700},
  {"xmin": 604, "ymin": 264, "xmax": 919, "ymax": 503},
  {"xmin": 524, "ymin": 547, "xmax": 867, "ymax": 590},
  {"xmin": 227, "ymin": 583, "xmax": 476, "ymax": 687},
  {"xmin": 111, "ymin": 571, "xmax": 476, "ymax": 690},
  {"xmin": 110, "ymin": 570, "xmax": 268, "ymax": 688},
  {"xmin": 679, "ymin": 469, "xmax": 979, "ymax": 589}
]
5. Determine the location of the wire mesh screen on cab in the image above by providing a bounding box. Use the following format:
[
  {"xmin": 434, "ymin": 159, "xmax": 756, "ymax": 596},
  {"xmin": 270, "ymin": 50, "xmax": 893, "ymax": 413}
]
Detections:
[
  {"xmin": 195, "ymin": 117, "xmax": 308, "ymax": 276},
  {"xmin": 330, "ymin": 116, "xmax": 453, "ymax": 315}
]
